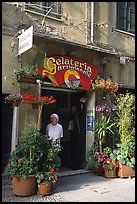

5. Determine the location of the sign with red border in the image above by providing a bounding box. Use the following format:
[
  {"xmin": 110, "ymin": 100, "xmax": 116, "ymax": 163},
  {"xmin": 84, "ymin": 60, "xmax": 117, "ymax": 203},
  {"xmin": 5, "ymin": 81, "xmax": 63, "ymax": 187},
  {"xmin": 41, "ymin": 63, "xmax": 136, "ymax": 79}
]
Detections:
[{"xmin": 36, "ymin": 56, "xmax": 98, "ymax": 90}]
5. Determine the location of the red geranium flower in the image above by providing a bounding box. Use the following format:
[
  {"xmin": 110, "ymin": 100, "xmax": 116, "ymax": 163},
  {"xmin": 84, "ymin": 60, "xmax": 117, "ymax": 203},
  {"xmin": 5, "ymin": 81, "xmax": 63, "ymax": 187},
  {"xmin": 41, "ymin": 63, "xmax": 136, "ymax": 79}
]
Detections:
[
  {"xmin": 49, "ymin": 167, "xmax": 55, "ymax": 173},
  {"xmin": 54, "ymin": 174, "xmax": 58, "ymax": 181}
]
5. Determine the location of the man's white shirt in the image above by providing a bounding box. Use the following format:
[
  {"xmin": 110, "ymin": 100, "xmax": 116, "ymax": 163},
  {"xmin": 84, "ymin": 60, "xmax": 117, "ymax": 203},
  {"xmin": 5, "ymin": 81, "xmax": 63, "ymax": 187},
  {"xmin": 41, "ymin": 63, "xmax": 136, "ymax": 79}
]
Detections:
[{"xmin": 46, "ymin": 123, "xmax": 63, "ymax": 142}]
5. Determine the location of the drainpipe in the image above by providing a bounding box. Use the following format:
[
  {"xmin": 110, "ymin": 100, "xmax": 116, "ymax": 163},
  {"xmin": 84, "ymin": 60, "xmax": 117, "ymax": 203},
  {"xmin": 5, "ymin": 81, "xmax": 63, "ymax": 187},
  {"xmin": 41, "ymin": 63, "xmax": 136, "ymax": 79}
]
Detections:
[{"xmin": 91, "ymin": 2, "xmax": 95, "ymax": 45}]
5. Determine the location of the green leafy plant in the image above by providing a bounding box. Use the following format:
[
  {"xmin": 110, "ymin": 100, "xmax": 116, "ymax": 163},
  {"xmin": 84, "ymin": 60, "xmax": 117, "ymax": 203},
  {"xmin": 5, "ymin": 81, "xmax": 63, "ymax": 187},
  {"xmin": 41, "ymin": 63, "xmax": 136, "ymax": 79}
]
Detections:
[
  {"xmin": 95, "ymin": 116, "xmax": 115, "ymax": 153},
  {"xmin": 103, "ymin": 147, "xmax": 113, "ymax": 157},
  {"xmin": 116, "ymin": 142, "xmax": 135, "ymax": 168},
  {"xmin": 115, "ymin": 92, "xmax": 135, "ymax": 145},
  {"xmin": 7, "ymin": 123, "xmax": 50, "ymax": 179},
  {"xmin": 13, "ymin": 64, "xmax": 42, "ymax": 85},
  {"xmin": 36, "ymin": 168, "xmax": 58, "ymax": 184},
  {"xmin": 85, "ymin": 151, "xmax": 100, "ymax": 170}
]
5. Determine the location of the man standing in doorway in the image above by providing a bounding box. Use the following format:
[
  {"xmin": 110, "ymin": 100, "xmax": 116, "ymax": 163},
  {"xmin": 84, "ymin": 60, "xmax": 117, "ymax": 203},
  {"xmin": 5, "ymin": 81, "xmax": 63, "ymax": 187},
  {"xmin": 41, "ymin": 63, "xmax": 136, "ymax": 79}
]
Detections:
[{"xmin": 46, "ymin": 113, "xmax": 63, "ymax": 146}]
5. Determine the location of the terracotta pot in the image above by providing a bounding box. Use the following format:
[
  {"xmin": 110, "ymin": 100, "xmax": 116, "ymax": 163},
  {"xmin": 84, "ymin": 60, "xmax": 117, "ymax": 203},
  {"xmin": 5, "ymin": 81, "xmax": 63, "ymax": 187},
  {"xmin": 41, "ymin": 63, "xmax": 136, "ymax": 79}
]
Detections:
[
  {"xmin": 94, "ymin": 165, "xmax": 104, "ymax": 176},
  {"xmin": 12, "ymin": 101, "xmax": 21, "ymax": 107},
  {"xmin": 12, "ymin": 175, "xmax": 37, "ymax": 196},
  {"xmin": 32, "ymin": 103, "xmax": 40, "ymax": 110},
  {"xmin": 118, "ymin": 161, "xmax": 135, "ymax": 178},
  {"xmin": 38, "ymin": 181, "xmax": 52, "ymax": 195},
  {"xmin": 104, "ymin": 169, "xmax": 117, "ymax": 178},
  {"xmin": 20, "ymin": 76, "xmax": 37, "ymax": 84}
]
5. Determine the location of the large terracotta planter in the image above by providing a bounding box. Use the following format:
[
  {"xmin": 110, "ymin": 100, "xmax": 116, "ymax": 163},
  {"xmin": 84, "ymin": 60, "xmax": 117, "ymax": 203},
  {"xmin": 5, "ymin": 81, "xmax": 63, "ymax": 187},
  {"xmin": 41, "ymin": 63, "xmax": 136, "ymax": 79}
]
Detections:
[
  {"xmin": 38, "ymin": 181, "xmax": 52, "ymax": 195},
  {"xmin": 118, "ymin": 162, "xmax": 135, "ymax": 178},
  {"xmin": 12, "ymin": 101, "xmax": 21, "ymax": 107},
  {"xmin": 104, "ymin": 169, "xmax": 117, "ymax": 178},
  {"xmin": 20, "ymin": 76, "xmax": 37, "ymax": 84},
  {"xmin": 12, "ymin": 175, "xmax": 37, "ymax": 196}
]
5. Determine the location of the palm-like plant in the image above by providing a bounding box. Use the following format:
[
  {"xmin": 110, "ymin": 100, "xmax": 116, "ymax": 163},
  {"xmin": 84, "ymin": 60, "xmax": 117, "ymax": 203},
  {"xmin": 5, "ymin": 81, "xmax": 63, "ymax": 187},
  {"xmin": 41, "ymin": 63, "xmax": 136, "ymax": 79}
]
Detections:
[{"xmin": 95, "ymin": 116, "xmax": 115, "ymax": 153}]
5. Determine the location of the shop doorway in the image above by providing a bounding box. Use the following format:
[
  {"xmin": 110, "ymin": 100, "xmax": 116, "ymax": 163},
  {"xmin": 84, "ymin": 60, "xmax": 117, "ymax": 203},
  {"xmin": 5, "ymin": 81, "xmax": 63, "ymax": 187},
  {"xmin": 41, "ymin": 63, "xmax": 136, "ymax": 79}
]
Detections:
[{"xmin": 41, "ymin": 88, "xmax": 87, "ymax": 170}]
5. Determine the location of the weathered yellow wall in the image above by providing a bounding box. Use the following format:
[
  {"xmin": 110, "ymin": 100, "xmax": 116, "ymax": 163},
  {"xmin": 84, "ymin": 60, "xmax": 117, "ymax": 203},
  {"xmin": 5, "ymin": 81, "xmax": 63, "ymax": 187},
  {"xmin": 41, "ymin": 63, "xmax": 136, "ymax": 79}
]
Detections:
[
  {"xmin": 94, "ymin": 2, "xmax": 135, "ymax": 56},
  {"xmin": 2, "ymin": 35, "xmax": 20, "ymax": 94}
]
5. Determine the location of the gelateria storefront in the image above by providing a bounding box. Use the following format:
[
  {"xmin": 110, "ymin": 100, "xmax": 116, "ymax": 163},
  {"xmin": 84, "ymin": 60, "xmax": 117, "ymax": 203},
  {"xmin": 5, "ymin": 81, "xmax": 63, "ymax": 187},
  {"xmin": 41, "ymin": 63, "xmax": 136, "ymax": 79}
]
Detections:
[
  {"xmin": 20, "ymin": 54, "xmax": 99, "ymax": 171},
  {"xmin": 38, "ymin": 55, "xmax": 98, "ymax": 170}
]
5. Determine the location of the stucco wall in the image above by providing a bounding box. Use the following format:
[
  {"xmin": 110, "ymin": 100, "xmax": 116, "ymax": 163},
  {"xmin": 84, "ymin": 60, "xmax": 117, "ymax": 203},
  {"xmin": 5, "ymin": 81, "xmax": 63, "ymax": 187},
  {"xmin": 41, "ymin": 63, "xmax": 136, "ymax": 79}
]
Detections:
[
  {"xmin": 94, "ymin": 2, "xmax": 135, "ymax": 56},
  {"xmin": 2, "ymin": 34, "xmax": 20, "ymax": 94}
]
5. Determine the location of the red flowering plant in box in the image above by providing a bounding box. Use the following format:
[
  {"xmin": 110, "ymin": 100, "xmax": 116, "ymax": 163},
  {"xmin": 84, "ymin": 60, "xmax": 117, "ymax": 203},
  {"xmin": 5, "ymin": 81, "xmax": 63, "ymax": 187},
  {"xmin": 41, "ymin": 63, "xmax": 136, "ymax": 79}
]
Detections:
[
  {"xmin": 22, "ymin": 93, "xmax": 38, "ymax": 104},
  {"xmin": 37, "ymin": 96, "xmax": 56, "ymax": 105},
  {"xmin": 103, "ymin": 157, "xmax": 118, "ymax": 171},
  {"xmin": 22, "ymin": 93, "xmax": 56, "ymax": 105}
]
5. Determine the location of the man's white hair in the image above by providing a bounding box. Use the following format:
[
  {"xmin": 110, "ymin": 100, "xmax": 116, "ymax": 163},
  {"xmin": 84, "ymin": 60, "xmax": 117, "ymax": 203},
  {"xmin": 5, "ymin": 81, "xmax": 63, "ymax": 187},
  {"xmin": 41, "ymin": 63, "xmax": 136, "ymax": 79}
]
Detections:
[{"xmin": 50, "ymin": 113, "xmax": 59, "ymax": 121}]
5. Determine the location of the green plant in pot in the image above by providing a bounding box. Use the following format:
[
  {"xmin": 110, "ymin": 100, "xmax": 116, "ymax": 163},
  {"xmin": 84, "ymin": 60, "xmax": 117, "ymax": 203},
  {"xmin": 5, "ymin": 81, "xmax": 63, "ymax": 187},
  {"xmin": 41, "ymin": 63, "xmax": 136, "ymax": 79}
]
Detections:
[
  {"xmin": 13, "ymin": 64, "xmax": 42, "ymax": 85},
  {"xmin": 7, "ymin": 122, "xmax": 50, "ymax": 196},
  {"xmin": 36, "ymin": 167, "xmax": 58, "ymax": 196}
]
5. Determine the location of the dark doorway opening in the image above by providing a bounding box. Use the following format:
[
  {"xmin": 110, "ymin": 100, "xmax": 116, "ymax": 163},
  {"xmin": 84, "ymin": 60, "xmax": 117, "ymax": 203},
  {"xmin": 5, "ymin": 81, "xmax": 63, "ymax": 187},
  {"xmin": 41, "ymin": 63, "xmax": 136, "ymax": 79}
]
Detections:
[{"xmin": 41, "ymin": 88, "xmax": 87, "ymax": 170}]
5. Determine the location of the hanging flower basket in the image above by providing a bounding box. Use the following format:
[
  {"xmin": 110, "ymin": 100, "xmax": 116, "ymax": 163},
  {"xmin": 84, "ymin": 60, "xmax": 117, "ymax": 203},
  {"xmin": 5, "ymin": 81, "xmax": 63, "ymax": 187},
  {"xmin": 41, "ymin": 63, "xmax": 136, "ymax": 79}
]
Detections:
[
  {"xmin": 5, "ymin": 94, "xmax": 23, "ymax": 107},
  {"xmin": 12, "ymin": 100, "xmax": 21, "ymax": 107},
  {"xmin": 32, "ymin": 103, "xmax": 40, "ymax": 110},
  {"xmin": 91, "ymin": 75, "xmax": 119, "ymax": 95}
]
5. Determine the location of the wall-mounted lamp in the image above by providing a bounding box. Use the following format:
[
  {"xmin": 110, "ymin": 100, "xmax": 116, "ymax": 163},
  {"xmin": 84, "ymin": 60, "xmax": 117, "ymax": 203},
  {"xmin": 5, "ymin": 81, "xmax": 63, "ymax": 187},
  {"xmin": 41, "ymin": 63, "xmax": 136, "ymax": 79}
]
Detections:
[{"xmin": 119, "ymin": 56, "xmax": 126, "ymax": 64}]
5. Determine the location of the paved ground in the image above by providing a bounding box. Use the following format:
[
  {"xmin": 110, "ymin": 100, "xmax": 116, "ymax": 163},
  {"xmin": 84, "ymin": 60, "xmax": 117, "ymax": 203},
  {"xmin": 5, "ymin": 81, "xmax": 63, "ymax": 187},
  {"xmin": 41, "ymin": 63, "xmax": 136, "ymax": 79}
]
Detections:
[{"xmin": 2, "ymin": 172, "xmax": 135, "ymax": 202}]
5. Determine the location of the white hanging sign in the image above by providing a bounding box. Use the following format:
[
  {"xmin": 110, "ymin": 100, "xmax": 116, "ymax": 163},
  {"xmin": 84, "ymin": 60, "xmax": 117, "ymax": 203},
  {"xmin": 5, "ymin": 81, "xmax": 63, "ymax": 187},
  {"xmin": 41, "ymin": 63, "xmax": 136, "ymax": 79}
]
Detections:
[{"xmin": 18, "ymin": 26, "xmax": 33, "ymax": 55}]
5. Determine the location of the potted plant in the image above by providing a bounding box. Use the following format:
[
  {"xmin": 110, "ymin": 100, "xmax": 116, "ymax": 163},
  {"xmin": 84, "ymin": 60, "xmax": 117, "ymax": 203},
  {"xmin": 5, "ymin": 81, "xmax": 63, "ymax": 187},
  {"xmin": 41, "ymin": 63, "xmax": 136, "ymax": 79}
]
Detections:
[
  {"xmin": 116, "ymin": 142, "xmax": 135, "ymax": 178},
  {"xmin": 115, "ymin": 93, "xmax": 135, "ymax": 178},
  {"xmin": 7, "ymin": 122, "xmax": 50, "ymax": 196},
  {"xmin": 36, "ymin": 168, "xmax": 58, "ymax": 196},
  {"xmin": 93, "ymin": 151, "xmax": 107, "ymax": 176},
  {"xmin": 12, "ymin": 64, "xmax": 42, "ymax": 85},
  {"xmin": 103, "ymin": 155, "xmax": 118, "ymax": 178},
  {"xmin": 5, "ymin": 93, "xmax": 23, "ymax": 107}
]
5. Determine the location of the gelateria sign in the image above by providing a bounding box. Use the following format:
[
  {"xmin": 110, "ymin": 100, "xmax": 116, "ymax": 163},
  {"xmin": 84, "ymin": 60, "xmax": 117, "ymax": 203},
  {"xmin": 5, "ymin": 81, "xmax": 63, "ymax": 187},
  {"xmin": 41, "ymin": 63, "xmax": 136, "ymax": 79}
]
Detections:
[{"xmin": 36, "ymin": 56, "xmax": 98, "ymax": 90}]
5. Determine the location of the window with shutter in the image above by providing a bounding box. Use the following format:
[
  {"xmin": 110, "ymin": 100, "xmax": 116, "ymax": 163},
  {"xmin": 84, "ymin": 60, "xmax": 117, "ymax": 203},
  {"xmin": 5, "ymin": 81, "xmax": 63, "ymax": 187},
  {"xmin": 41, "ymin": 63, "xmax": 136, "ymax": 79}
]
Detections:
[{"xmin": 117, "ymin": 2, "xmax": 135, "ymax": 34}]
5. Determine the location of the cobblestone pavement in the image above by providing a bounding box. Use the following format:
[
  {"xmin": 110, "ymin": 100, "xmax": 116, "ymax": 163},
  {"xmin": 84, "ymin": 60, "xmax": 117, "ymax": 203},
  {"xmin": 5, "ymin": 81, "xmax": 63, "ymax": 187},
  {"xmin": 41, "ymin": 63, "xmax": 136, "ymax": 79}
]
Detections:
[
  {"xmin": 2, "ymin": 172, "xmax": 135, "ymax": 202},
  {"xmin": 2, "ymin": 185, "xmax": 68, "ymax": 202}
]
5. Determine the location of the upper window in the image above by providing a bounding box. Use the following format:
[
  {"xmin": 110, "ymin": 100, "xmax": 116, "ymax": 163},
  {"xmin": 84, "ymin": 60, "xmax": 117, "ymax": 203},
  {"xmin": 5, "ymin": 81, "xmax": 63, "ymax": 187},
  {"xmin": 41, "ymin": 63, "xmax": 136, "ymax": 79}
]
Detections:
[
  {"xmin": 117, "ymin": 2, "xmax": 135, "ymax": 34},
  {"xmin": 25, "ymin": 2, "xmax": 61, "ymax": 19}
]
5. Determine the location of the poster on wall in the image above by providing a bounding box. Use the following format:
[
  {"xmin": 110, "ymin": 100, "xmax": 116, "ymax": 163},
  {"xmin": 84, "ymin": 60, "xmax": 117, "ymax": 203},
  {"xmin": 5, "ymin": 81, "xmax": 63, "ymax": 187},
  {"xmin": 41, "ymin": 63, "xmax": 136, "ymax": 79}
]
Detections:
[
  {"xmin": 35, "ymin": 55, "xmax": 98, "ymax": 90},
  {"xmin": 86, "ymin": 110, "xmax": 94, "ymax": 131}
]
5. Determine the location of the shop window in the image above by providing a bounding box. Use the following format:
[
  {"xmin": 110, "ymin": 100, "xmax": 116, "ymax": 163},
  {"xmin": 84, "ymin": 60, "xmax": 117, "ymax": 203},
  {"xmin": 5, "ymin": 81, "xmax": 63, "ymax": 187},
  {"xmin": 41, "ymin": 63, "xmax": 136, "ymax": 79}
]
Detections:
[
  {"xmin": 116, "ymin": 2, "xmax": 135, "ymax": 34},
  {"xmin": 25, "ymin": 2, "xmax": 61, "ymax": 19}
]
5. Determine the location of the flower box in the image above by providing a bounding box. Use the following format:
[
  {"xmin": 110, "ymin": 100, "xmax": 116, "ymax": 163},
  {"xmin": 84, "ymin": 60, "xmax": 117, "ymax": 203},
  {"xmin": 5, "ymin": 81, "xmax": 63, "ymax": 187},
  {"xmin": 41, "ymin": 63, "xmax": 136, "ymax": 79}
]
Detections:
[
  {"xmin": 118, "ymin": 162, "xmax": 135, "ymax": 178},
  {"xmin": 20, "ymin": 76, "xmax": 37, "ymax": 84},
  {"xmin": 12, "ymin": 101, "xmax": 21, "ymax": 107},
  {"xmin": 104, "ymin": 169, "xmax": 117, "ymax": 178}
]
